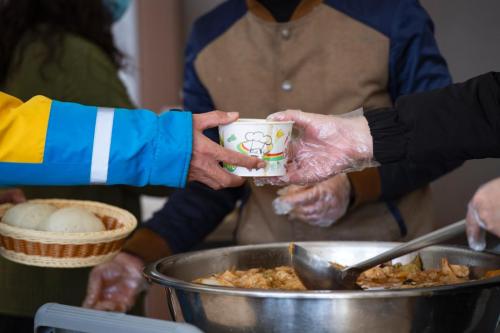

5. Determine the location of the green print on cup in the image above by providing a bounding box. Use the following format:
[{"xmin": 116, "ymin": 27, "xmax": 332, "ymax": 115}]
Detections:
[
  {"xmin": 223, "ymin": 163, "xmax": 237, "ymax": 172},
  {"xmin": 218, "ymin": 119, "xmax": 293, "ymax": 177}
]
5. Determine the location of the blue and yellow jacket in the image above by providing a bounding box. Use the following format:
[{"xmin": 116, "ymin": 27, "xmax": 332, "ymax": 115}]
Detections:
[{"xmin": 0, "ymin": 93, "xmax": 192, "ymax": 187}]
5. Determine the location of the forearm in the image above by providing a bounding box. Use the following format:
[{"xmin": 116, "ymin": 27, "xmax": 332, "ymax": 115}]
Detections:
[
  {"xmin": 0, "ymin": 93, "xmax": 192, "ymax": 187},
  {"xmin": 367, "ymin": 72, "xmax": 500, "ymax": 164}
]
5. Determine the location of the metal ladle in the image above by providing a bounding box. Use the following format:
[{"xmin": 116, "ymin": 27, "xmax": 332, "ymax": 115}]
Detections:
[{"xmin": 291, "ymin": 219, "xmax": 466, "ymax": 290}]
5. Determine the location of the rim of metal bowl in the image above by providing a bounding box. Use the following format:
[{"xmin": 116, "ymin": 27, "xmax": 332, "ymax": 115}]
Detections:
[{"xmin": 144, "ymin": 242, "xmax": 500, "ymax": 299}]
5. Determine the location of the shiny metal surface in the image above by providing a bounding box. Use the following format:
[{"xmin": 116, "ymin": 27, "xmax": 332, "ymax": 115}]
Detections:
[
  {"xmin": 292, "ymin": 221, "xmax": 467, "ymax": 290},
  {"xmin": 144, "ymin": 242, "xmax": 500, "ymax": 333},
  {"xmin": 291, "ymin": 243, "xmax": 356, "ymax": 290}
]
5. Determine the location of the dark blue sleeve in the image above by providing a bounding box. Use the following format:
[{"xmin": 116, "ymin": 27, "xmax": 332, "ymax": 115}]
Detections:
[
  {"xmin": 377, "ymin": 0, "xmax": 462, "ymax": 203},
  {"xmin": 183, "ymin": 0, "xmax": 246, "ymax": 140},
  {"xmin": 183, "ymin": 19, "xmax": 218, "ymax": 139},
  {"xmin": 388, "ymin": 0, "xmax": 452, "ymax": 99},
  {"xmin": 143, "ymin": 182, "xmax": 249, "ymax": 253}
]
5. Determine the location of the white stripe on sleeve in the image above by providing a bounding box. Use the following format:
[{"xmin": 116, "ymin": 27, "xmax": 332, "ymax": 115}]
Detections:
[{"xmin": 90, "ymin": 107, "xmax": 115, "ymax": 184}]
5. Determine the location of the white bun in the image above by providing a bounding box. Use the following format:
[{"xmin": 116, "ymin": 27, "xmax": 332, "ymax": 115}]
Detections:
[
  {"xmin": 37, "ymin": 207, "xmax": 105, "ymax": 233},
  {"xmin": 2, "ymin": 203, "xmax": 57, "ymax": 229}
]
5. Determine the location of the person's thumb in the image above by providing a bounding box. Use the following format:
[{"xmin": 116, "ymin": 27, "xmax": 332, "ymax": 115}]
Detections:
[
  {"xmin": 211, "ymin": 142, "xmax": 265, "ymax": 169},
  {"xmin": 196, "ymin": 111, "xmax": 239, "ymax": 130},
  {"xmin": 277, "ymin": 185, "xmax": 307, "ymax": 197},
  {"xmin": 272, "ymin": 197, "xmax": 293, "ymax": 215},
  {"xmin": 273, "ymin": 184, "xmax": 315, "ymax": 215},
  {"xmin": 279, "ymin": 186, "xmax": 318, "ymax": 206},
  {"xmin": 267, "ymin": 109, "xmax": 305, "ymax": 127}
]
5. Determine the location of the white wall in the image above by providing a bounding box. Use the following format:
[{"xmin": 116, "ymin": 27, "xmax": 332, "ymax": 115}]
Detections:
[{"xmin": 113, "ymin": 0, "xmax": 140, "ymax": 106}]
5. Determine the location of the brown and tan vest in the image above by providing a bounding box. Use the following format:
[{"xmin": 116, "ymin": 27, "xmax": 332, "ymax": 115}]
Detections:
[{"xmin": 194, "ymin": 1, "xmax": 436, "ymax": 243}]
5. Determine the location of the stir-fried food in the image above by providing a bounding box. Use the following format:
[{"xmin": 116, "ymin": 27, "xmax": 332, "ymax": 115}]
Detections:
[
  {"xmin": 194, "ymin": 266, "xmax": 306, "ymax": 290},
  {"xmin": 194, "ymin": 255, "xmax": 498, "ymax": 290},
  {"xmin": 484, "ymin": 269, "xmax": 500, "ymax": 279},
  {"xmin": 357, "ymin": 256, "xmax": 470, "ymax": 289}
]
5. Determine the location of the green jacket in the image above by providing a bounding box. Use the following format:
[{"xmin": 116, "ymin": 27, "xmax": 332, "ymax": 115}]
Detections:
[{"xmin": 0, "ymin": 30, "xmax": 142, "ymax": 317}]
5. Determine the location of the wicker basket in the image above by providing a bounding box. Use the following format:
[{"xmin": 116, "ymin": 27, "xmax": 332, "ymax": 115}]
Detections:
[{"xmin": 0, "ymin": 199, "xmax": 137, "ymax": 268}]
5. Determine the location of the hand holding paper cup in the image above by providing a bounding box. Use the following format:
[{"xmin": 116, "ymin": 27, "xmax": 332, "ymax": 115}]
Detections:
[
  {"xmin": 189, "ymin": 112, "xmax": 266, "ymax": 190},
  {"xmin": 218, "ymin": 119, "xmax": 294, "ymax": 177}
]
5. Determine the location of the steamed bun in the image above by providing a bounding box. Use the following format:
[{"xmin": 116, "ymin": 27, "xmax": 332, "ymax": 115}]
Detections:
[
  {"xmin": 37, "ymin": 207, "xmax": 105, "ymax": 233},
  {"xmin": 2, "ymin": 203, "xmax": 57, "ymax": 229}
]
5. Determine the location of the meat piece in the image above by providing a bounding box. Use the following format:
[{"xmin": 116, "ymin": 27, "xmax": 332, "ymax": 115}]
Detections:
[{"xmin": 194, "ymin": 255, "xmax": 487, "ymax": 291}]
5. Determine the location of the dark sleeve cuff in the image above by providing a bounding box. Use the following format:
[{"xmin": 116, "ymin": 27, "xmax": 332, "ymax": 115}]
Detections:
[
  {"xmin": 364, "ymin": 108, "xmax": 407, "ymax": 164},
  {"xmin": 122, "ymin": 227, "xmax": 172, "ymax": 263}
]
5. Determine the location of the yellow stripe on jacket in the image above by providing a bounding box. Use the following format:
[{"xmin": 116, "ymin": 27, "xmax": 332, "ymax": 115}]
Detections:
[{"xmin": 0, "ymin": 92, "xmax": 51, "ymax": 163}]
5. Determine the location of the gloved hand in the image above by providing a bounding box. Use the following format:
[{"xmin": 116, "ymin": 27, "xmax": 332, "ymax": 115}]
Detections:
[
  {"xmin": 83, "ymin": 252, "xmax": 147, "ymax": 312},
  {"xmin": 255, "ymin": 110, "xmax": 376, "ymax": 186},
  {"xmin": 190, "ymin": 111, "xmax": 265, "ymax": 190},
  {"xmin": 466, "ymin": 177, "xmax": 500, "ymax": 251},
  {"xmin": 273, "ymin": 174, "xmax": 351, "ymax": 227},
  {"xmin": 0, "ymin": 188, "xmax": 26, "ymax": 204}
]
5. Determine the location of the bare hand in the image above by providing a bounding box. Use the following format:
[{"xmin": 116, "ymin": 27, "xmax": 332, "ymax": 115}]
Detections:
[
  {"xmin": 0, "ymin": 189, "xmax": 26, "ymax": 204},
  {"xmin": 189, "ymin": 111, "xmax": 265, "ymax": 190}
]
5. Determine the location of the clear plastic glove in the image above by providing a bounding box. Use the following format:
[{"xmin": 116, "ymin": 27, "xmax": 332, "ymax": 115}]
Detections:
[
  {"xmin": 466, "ymin": 177, "xmax": 500, "ymax": 251},
  {"xmin": 273, "ymin": 174, "xmax": 351, "ymax": 227},
  {"xmin": 190, "ymin": 111, "xmax": 266, "ymax": 190},
  {"xmin": 254, "ymin": 110, "xmax": 377, "ymax": 186},
  {"xmin": 83, "ymin": 252, "xmax": 147, "ymax": 312},
  {"xmin": 0, "ymin": 188, "xmax": 26, "ymax": 204}
]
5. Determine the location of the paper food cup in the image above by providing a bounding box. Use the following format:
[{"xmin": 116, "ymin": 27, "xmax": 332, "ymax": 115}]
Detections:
[{"xmin": 218, "ymin": 118, "xmax": 294, "ymax": 177}]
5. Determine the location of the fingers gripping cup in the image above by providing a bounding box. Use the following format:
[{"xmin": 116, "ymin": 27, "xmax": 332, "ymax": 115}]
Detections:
[{"xmin": 219, "ymin": 119, "xmax": 294, "ymax": 177}]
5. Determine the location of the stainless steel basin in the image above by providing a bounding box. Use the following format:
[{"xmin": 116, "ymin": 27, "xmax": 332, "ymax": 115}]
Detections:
[{"xmin": 144, "ymin": 241, "xmax": 500, "ymax": 333}]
